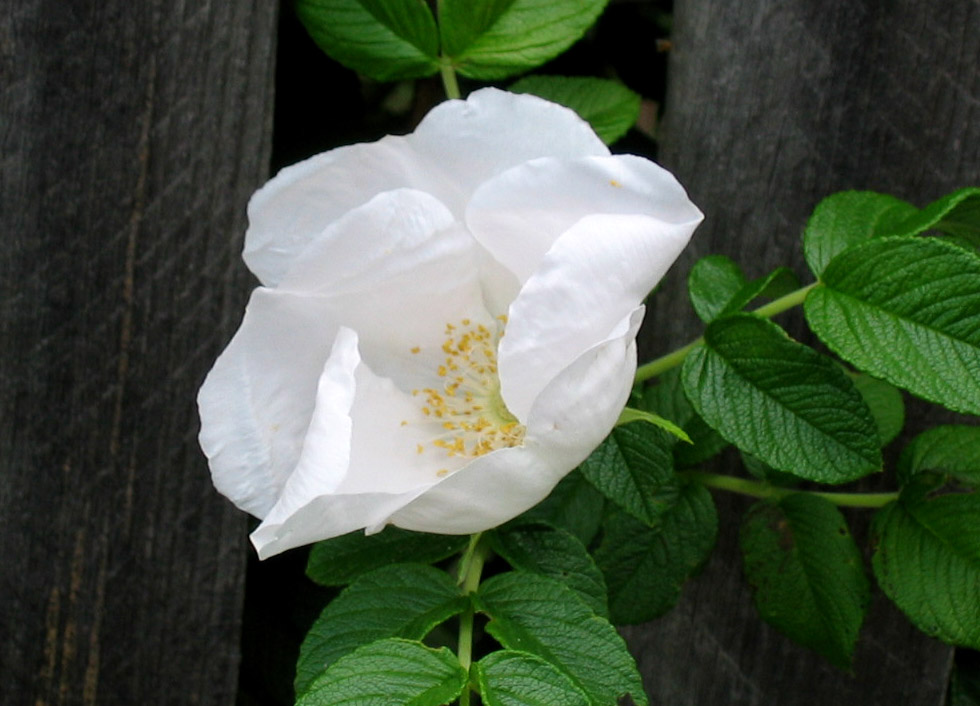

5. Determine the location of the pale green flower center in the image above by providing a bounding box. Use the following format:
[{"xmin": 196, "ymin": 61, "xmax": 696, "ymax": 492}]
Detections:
[{"xmin": 408, "ymin": 317, "xmax": 525, "ymax": 474}]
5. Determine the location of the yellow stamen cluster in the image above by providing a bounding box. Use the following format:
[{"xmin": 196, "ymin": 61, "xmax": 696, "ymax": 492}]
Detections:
[{"xmin": 408, "ymin": 317, "xmax": 525, "ymax": 462}]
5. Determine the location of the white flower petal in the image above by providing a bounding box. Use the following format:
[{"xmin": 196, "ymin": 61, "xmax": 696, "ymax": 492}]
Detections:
[
  {"xmin": 198, "ymin": 288, "xmax": 340, "ymax": 517},
  {"xmin": 467, "ymin": 154, "xmax": 702, "ymax": 283},
  {"xmin": 243, "ymin": 89, "xmax": 608, "ymax": 286},
  {"xmin": 389, "ymin": 311, "xmax": 640, "ymax": 534},
  {"xmin": 499, "ymin": 208, "xmax": 699, "ymax": 422}
]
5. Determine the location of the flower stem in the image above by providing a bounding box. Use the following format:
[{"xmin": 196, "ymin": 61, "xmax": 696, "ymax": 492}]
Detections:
[
  {"xmin": 681, "ymin": 470, "xmax": 899, "ymax": 508},
  {"xmin": 634, "ymin": 282, "xmax": 819, "ymax": 384},
  {"xmin": 440, "ymin": 59, "xmax": 461, "ymax": 100},
  {"xmin": 456, "ymin": 533, "xmax": 488, "ymax": 706}
]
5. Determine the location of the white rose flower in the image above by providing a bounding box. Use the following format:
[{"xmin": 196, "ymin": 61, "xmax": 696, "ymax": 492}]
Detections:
[{"xmin": 198, "ymin": 88, "xmax": 702, "ymax": 559}]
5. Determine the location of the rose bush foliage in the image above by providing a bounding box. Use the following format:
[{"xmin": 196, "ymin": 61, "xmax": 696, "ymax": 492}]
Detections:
[{"xmin": 198, "ymin": 89, "xmax": 702, "ymax": 558}]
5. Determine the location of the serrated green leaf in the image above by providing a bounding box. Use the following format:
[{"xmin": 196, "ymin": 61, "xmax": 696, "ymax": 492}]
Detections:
[
  {"xmin": 474, "ymin": 650, "xmax": 591, "ymax": 706},
  {"xmin": 682, "ymin": 314, "xmax": 882, "ymax": 483},
  {"xmin": 579, "ymin": 422, "xmax": 678, "ymax": 525},
  {"xmin": 298, "ymin": 638, "xmax": 466, "ymax": 706},
  {"xmin": 850, "ymin": 373, "xmax": 905, "ymax": 446},
  {"xmin": 295, "ymin": 564, "xmax": 466, "ymax": 697},
  {"xmin": 805, "ymin": 236, "xmax": 980, "ymax": 415},
  {"xmin": 688, "ymin": 255, "xmax": 747, "ymax": 323},
  {"xmin": 803, "ymin": 191, "xmax": 918, "ymax": 278},
  {"xmin": 723, "ymin": 267, "xmax": 800, "ymax": 317},
  {"xmin": 521, "ymin": 469, "xmax": 605, "ymax": 545},
  {"xmin": 490, "ymin": 523, "xmax": 608, "ymax": 617},
  {"xmin": 508, "ymin": 75, "xmax": 640, "ymax": 144},
  {"xmin": 871, "ymin": 492, "xmax": 980, "ymax": 649},
  {"xmin": 295, "ymin": 0, "xmax": 440, "ymax": 81},
  {"xmin": 306, "ymin": 527, "xmax": 467, "ymax": 587},
  {"xmin": 891, "ymin": 187, "xmax": 980, "ymax": 241},
  {"xmin": 641, "ymin": 368, "xmax": 728, "ymax": 467},
  {"xmin": 617, "ymin": 407, "xmax": 691, "ymax": 444},
  {"xmin": 740, "ymin": 494, "xmax": 870, "ymax": 669},
  {"xmin": 897, "ymin": 425, "xmax": 980, "ymax": 487},
  {"xmin": 441, "ymin": 0, "xmax": 610, "ymax": 79},
  {"xmin": 594, "ymin": 483, "xmax": 717, "ymax": 624},
  {"xmin": 477, "ymin": 572, "xmax": 648, "ymax": 706}
]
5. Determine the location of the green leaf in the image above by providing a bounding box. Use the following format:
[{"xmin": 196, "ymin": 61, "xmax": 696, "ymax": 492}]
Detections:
[
  {"xmin": 521, "ymin": 469, "xmax": 605, "ymax": 546},
  {"xmin": 440, "ymin": 0, "xmax": 610, "ymax": 80},
  {"xmin": 490, "ymin": 523, "xmax": 608, "ymax": 617},
  {"xmin": 594, "ymin": 483, "xmax": 717, "ymax": 624},
  {"xmin": 295, "ymin": 0, "xmax": 440, "ymax": 81},
  {"xmin": 474, "ymin": 650, "xmax": 591, "ymax": 706},
  {"xmin": 617, "ymin": 407, "xmax": 691, "ymax": 444},
  {"xmin": 897, "ymin": 425, "xmax": 980, "ymax": 487},
  {"xmin": 803, "ymin": 191, "xmax": 918, "ymax": 278},
  {"xmin": 740, "ymin": 494, "xmax": 870, "ymax": 669},
  {"xmin": 871, "ymin": 492, "xmax": 980, "ymax": 649},
  {"xmin": 722, "ymin": 267, "xmax": 800, "ymax": 317},
  {"xmin": 477, "ymin": 572, "xmax": 648, "ymax": 706},
  {"xmin": 688, "ymin": 255, "xmax": 746, "ymax": 323},
  {"xmin": 682, "ymin": 314, "xmax": 882, "ymax": 483},
  {"xmin": 640, "ymin": 368, "xmax": 728, "ymax": 467},
  {"xmin": 298, "ymin": 638, "xmax": 466, "ymax": 706},
  {"xmin": 306, "ymin": 526, "xmax": 467, "ymax": 587},
  {"xmin": 508, "ymin": 76, "xmax": 640, "ymax": 144},
  {"xmin": 295, "ymin": 564, "xmax": 466, "ymax": 697},
  {"xmin": 805, "ymin": 236, "xmax": 980, "ymax": 415},
  {"xmin": 578, "ymin": 422, "xmax": 678, "ymax": 525},
  {"xmin": 891, "ymin": 187, "xmax": 980, "ymax": 241},
  {"xmin": 850, "ymin": 373, "xmax": 905, "ymax": 446}
]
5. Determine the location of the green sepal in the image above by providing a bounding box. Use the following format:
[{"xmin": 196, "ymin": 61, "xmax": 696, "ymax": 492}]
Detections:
[
  {"xmin": 682, "ymin": 313, "xmax": 882, "ymax": 483},
  {"xmin": 295, "ymin": 564, "xmax": 466, "ymax": 697},
  {"xmin": 508, "ymin": 75, "xmax": 640, "ymax": 144},
  {"xmin": 740, "ymin": 494, "xmax": 870, "ymax": 670},
  {"xmin": 297, "ymin": 638, "xmax": 467, "ymax": 706}
]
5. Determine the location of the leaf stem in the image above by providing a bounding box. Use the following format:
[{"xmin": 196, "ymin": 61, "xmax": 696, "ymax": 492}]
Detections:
[
  {"xmin": 634, "ymin": 282, "xmax": 819, "ymax": 384},
  {"xmin": 681, "ymin": 470, "xmax": 899, "ymax": 508},
  {"xmin": 456, "ymin": 533, "xmax": 487, "ymax": 706},
  {"xmin": 439, "ymin": 58, "xmax": 461, "ymax": 100}
]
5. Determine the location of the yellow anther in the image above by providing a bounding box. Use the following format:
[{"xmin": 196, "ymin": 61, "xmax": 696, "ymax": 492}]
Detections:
[{"xmin": 410, "ymin": 346, "xmax": 420, "ymax": 354}]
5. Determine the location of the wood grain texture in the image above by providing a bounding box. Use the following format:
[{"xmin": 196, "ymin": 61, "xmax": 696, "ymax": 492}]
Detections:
[
  {"xmin": 0, "ymin": 1, "xmax": 277, "ymax": 704},
  {"xmin": 631, "ymin": 1, "xmax": 979, "ymax": 704}
]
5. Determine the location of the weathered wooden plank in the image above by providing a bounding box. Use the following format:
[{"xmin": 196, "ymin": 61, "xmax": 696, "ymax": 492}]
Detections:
[
  {"xmin": 632, "ymin": 1, "xmax": 979, "ymax": 703},
  {"xmin": 0, "ymin": 1, "xmax": 277, "ymax": 703}
]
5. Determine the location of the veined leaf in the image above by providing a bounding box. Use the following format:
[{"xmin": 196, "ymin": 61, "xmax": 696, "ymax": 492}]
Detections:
[
  {"xmin": 688, "ymin": 255, "xmax": 746, "ymax": 323},
  {"xmin": 871, "ymin": 492, "xmax": 980, "ymax": 649},
  {"xmin": 641, "ymin": 368, "xmax": 728, "ymax": 467},
  {"xmin": 617, "ymin": 406, "xmax": 691, "ymax": 444},
  {"xmin": 897, "ymin": 425, "xmax": 980, "ymax": 487},
  {"xmin": 891, "ymin": 187, "xmax": 980, "ymax": 241},
  {"xmin": 477, "ymin": 572, "xmax": 648, "ymax": 706},
  {"xmin": 805, "ymin": 236, "xmax": 980, "ymax": 415},
  {"xmin": 474, "ymin": 650, "xmax": 591, "ymax": 706},
  {"xmin": 509, "ymin": 75, "xmax": 640, "ymax": 144},
  {"xmin": 682, "ymin": 314, "xmax": 881, "ymax": 483},
  {"xmin": 297, "ymin": 638, "xmax": 466, "ymax": 706},
  {"xmin": 520, "ymin": 469, "xmax": 605, "ymax": 546},
  {"xmin": 741, "ymin": 494, "xmax": 870, "ymax": 669},
  {"xmin": 295, "ymin": 564, "xmax": 466, "ymax": 696},
  {"xmin": 440, "ymin": 0, "xmax": 610, "ymax": 79},
  {"xmin": 850, "ymin": 373, "xmax": 905, "ymax": 446},
  {"xmin": 296, "ymin": 0, "xmax": 440, "ymax": 80}
]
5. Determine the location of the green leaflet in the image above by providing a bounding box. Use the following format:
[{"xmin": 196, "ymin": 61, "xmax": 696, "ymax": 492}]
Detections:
[
  {"xmin": 688, "ymin": 256, "xmax": 799, "ymax": 323},
  {"xmin": 897, "ymin": 425, "xmax": 980, "ymax": 487},
  {"xmin": 509, "ymin": 75, "xmax": 640, "ymax": 144},
  {"xmin": 802, "ymin": 190, "xmax": 918, "ymax": 278},
  {"xmin": 297, "ymin": 638, "xmax": 466, "ymax": 706},
  {"xmin": 871, "ymin": 491, "xmax": 980, "ymax": 649},
  {"xmin": 849, "ymin": 372, "xmax": 905, "ymax": 447},
  {"xmin": 474, "ymin": 650, "xmax": 591, "ymax": 706},
  {"xmin": 306, "ymin": 526, "xmax": 467, "ymax": 587},
  {"xmin": 491, "ymin": 523, "xmax": 609, "ymax": 617},
  {"xmin": 616, "ymin": 406, "xmax": 691, "ymax": 444},
  {"xmin": 890, "ymin": 187, "xmax": 980, "ymax": 242},
  {"xmin": 682, "ymin": 314, "xmax": 881, "ymax": 483},
  {"xmin": 805, "ymin": 236, "xmax": 980, "ymax": 415},
  {"xmin": 594, "ymin": 483, "xmax": 717, "ymax": 624},
  {"xmin": 295, "ymin": 0, "xmax": 440, "ymax": 80},
  {"xmin": 295, "ymin": 564, "xmax": 466, "ymax": 697},
  {"xmin": 740, "ymin": 494, "xmax": 870, "ymax": 669},
  {"xmin": 440, "ymin": 0, "xmax": 610, "ymax": 79},
  {"xmin": 578, "ymin": 422, "xmax": 679, "ymax": 525},
  {"xmin": 477, "ymin": 572, "xmax": 648, "ymax": 706},
  {"xmin": 520, "ymin": 469, "xmax": 605, "ymax": 546},
  {"xmin": 640, "ymin": 367, "xmax": 728, "ymax": 467}
]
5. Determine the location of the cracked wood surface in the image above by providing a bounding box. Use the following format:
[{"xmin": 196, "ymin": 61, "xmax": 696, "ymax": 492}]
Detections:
[
  {"xmin": 633, "ymin": 1, "xmax": 979, "ymax": 704},
  {"xmin": 0, "ymin": 2, "xmax": 277, "ymax": 704}
]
